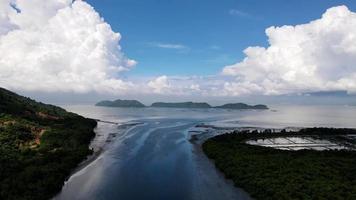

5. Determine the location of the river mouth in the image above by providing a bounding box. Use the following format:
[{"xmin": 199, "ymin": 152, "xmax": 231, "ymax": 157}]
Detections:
[
  {"xmin": 54, "ymin": 105, "xmax": 356, "ymax": 200},
  {"xmin": 55, "ymin": 118, "xmax": 252, "ymax": 200}
]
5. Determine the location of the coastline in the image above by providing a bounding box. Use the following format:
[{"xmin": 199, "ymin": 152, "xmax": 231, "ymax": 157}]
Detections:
[
  {"xmin": 56, "ymin": 118, "xmax": 254, "ymax": 200},
  {"xmin": 202, "ymin": 128, "xmax": 356, "ymax": 200},
  {"xmin": 188, "ymin": 124, "xmax": 254, "ymax": 200},
  {"xmin": 58, "ymin": 121, "xmax": 142, "ymax": 190},
  {"xmin": 54, "ymin": 104, "xmax": 356, "ymax": 200}
]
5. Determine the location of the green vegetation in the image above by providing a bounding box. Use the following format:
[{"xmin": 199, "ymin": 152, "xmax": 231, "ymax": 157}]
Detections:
[
  {"xmin": 215, "ymin": 103, "xmax": 268, "ymax": 110},
  {"xmin": 96, "ymin": 100, "xmax": 269, "ymax": 110},
  {"xmin": 0, "ymin": 88, "xmax": 97, "ymax": 200},
  {"xmin": 150, "ymin": 102, "xmax": 268, "ymax": 109},
  {"xmin": 203, "ymin": 128, "xmax": 356, "ymax": 200},
  {"xmin": 96, "ymin": 99, "xmax": 146, "ymax": 107}
]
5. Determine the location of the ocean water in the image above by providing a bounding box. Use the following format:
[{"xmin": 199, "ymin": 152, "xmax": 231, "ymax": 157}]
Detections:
[{"xmin": 54, "ymin": 105, "xmax": 356, "ymax": 200}]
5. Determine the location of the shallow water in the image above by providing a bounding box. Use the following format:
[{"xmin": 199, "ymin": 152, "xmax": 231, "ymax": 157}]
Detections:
[
  {"xmin": 246, "ymin": 137, "xmax": 351, "ymax": 151},
  {"xmin": 55, "ymin": 105, "xmax": 356, "ymax": 200}
]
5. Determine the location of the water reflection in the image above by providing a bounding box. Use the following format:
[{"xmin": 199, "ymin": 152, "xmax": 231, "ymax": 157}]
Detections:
[
  {"xmin": 54, "ymin": 105, "xmax": 356, "ymax": 200},
  {"xmin": 246, "ymin": 136, "xmax": 352, "ymax": 151}
]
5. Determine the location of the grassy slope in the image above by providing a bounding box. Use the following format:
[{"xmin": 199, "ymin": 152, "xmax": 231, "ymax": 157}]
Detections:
[
  {"xmin": 0, "ymin": 88, "xmax": 97, "ymax": 200},
  {"xmin": 203, "ymin": 129, "xmax": 356, "ymax": 200}
]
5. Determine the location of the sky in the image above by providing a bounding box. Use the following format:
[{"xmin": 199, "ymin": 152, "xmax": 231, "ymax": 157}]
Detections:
[
  {"xmin": 85, "ymin": 0, "xmax": 356, "ymax": 77},
  {"xmin": 0, "ymin": 0, "xmax": 356, "ymax": 104}
]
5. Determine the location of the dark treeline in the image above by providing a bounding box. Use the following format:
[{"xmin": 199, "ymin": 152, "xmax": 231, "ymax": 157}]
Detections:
[
  {"xmin": 233, "ymin": 127, "xmax": 356, "ymax": 137},
  {"xmin": 0, "ymin": 88, "xmax": 97, "ymax": 200},
  {"xmin": 203, "ymin": 128, "xmax": 356, "ymax": 200}
]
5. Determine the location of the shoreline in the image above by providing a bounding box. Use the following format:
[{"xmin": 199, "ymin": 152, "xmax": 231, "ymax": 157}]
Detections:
[
  {"xmin": 58, "ymin": 121, "xmax": 142, "ymax": 190},
  {"xmin": 57, "ymin": 117, "xmax": 355, "ymax": 200},
  {"xmin": 188, "ymin": 124, "xmax": 253, "ymax": 200},
  {"xmin": 202, "ymin": 128, "xmax": 356, "ymax": 200},
  {"xmin": 191, "ymin": 141, "xmax": 253, "ymax": 200}
]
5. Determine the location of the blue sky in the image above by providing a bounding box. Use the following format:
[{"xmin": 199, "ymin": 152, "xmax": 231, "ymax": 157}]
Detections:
[
  {"xmin": 2, "ymin": 0, "xmax": 356, "ymax": 102},
  {"xmin": 87, "ymin": 0, "xmax": 356, "ymax": 77}
]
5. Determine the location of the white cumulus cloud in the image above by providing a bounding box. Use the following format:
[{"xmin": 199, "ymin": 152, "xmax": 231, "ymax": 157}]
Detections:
[
  {"xmin": 148, "ymin": 75, "xmax": 171, "ymax": 93},
  {"xmin": 0, "ymin": 0, "xmax": 136, "ymax": 93},
  {"xmin": 223, "ymin": 5, "xmax": 356, "ymax": 95},
  {"xmin": 146, "ymin": 75, "xmax": 229, "ymax": 96},
  {"xmin": 2, "ymin": 2, "xmax": 356, "ymax": 98}
]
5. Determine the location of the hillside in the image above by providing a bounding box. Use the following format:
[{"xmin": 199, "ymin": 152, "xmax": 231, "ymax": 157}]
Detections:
[
  {"xmin": 0, "ymin": 88, "xmax": 97, "ymax": 200},
  {"xmin": 151, "ymin": 102, "xmax": 212, "ymax": 108},
  {"xmin": 215, "ymin": 103, "xmax": 268, "ymax": 110},
  {"xmin": 96, "ymin": 99, "xmax": 146, "ymax": 107}
]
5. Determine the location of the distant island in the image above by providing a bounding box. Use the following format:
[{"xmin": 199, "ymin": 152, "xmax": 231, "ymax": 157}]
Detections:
[
  {"xmin": 215, "ymin": 103, "xmax": 268, "ymax": 110},
  {"xmin": 151, "ymin": 102, "xmax": 211, "ymax": 108},
  {"xmin": 96, "ymin": 99, "xmax": 145, "ymax": 107},
  {"xmin": 96, "ymin": 100, "xmax": 268, "ymax": 110},
  {"xmin": 0, "ymin": 87, "xmax": 97, "ymax": 200}
]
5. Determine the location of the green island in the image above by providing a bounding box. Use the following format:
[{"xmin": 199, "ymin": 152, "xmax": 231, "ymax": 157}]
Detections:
[
  {"xmin": 215, "ymin": 103, "xmax": 268, "ymax": 110},
  {"xmin": 0, "ymin": 88, "xmax": 97, "ymax": 200},
  {"xmin": 96, "ymin": 99, "xmax": 146, "ymax": 107},
  {"xmin": 96, "ymin": 99, "xmax": 269, "ymax": 110},
  {"xmin": 203, "ymin": 128, "xmax": 356, "ymax": 200}
]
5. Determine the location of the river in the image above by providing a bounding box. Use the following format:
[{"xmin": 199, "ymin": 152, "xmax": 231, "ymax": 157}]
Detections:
[{"xmin": 54, "ymin": 105, "xmax": 356, "ymax": 200}]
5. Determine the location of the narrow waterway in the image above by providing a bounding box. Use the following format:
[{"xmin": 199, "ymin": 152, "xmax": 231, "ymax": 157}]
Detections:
[{"xmin": 55, "ymin": 118, "xmax": 250, "ymax": 200}]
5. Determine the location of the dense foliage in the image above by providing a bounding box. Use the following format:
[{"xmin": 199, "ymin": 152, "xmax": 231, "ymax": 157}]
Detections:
[
  {"xmin": 203, "ymin": 128, "xmax": 356, "ymax": 200},
  {"xmin": 0, "ymin": 88, "xmax": 97, "ymax": 200}
]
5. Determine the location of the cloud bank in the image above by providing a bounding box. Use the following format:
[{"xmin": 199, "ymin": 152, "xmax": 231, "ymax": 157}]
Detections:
[
  {"xmin": 223, "ymin": 5, "xmax": 356, "ymax": 95},
  {"xmin": 148, "ymin": 75, "xmax": 171, "ymax": 93},
  {"xmin": 0, "ymin": 0, "xmax": 136, "ymax": 93},
  {"xmin": 1, "ymin": 3, "xmax": 356, "ymax": 98},
  {"xmin": 146, "ymin": 75, "xmax": 230, "ymax": 96},
  {"xmin": 148, "ymin": 5, "xmax": 356, "ymax": 97}
]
